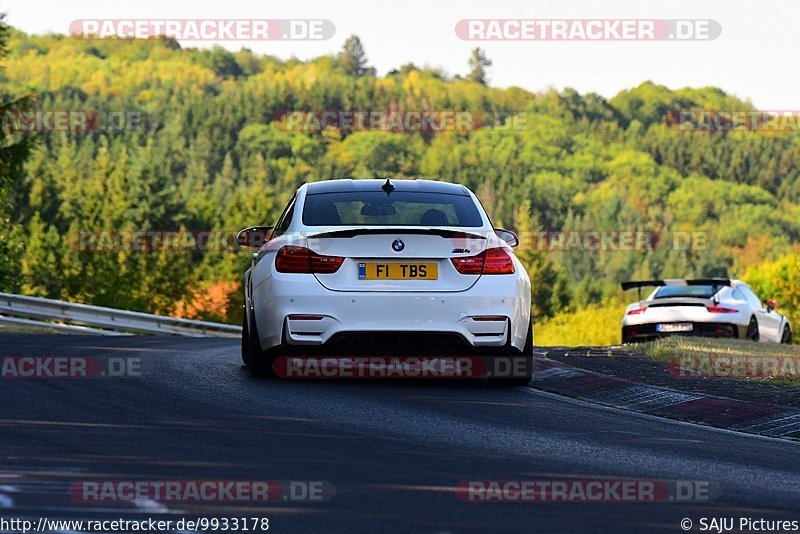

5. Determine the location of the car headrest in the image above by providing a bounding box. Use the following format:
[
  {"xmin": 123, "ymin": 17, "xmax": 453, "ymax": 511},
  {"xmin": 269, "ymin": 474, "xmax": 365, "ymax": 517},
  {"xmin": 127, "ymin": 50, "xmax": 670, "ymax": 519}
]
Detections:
[
  {"xmin": 308, "ymin": 199, "xmax": 342, "ymax": 225},
  {"xmin": 420, "ymin": 209, "xmax": 449, "ymax": 226}
]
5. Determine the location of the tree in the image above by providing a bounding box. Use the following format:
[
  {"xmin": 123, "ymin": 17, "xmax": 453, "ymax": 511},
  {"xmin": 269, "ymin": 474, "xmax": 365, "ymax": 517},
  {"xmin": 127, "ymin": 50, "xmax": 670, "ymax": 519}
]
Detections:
[
  {"xmin": 513, "ymin": 200, "xmax": 569, "ymax": 319},
  {"xmin": 0, "ymin": 13, "xmax": 36, "ymax": 287},
  {"xmin": 467, "ymin": 47, "xmax": 492, "ymax": 85},
  {"xmin": 20, "ymin": 214, "xmax": 62, "ymax": 297},
  {"xmin": 338, "ymin": 35, "xmax": 374, "ymax": 76},
  {"xmin": 204, "ymin": 46, "xmax": 243, "ymax": 78}
]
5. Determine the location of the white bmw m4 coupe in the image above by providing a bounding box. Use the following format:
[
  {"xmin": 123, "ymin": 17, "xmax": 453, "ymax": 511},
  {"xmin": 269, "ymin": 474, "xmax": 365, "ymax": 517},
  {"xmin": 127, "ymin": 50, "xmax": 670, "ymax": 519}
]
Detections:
[
  {"xmin": 621, "ymin": 278, "xmax": 792, "ymax": 344},
  {"xmin": 237, "ymin": 179, "xmax": 533, "ymax": 383}
]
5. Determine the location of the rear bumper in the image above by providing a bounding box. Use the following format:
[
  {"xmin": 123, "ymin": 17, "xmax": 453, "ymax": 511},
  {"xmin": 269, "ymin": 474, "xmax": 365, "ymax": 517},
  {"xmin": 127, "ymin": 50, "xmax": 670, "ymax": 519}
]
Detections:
[
  {"xmin": 253, "ymin": 274, "xmax": 531, "ymax": 352},
  {"xmin": 622, "ymin": 322, "xmax": 744, "ymax": 342},
  {"xmin": 275, "ymin": 331, "xmax": 519, "ymax": 357}
]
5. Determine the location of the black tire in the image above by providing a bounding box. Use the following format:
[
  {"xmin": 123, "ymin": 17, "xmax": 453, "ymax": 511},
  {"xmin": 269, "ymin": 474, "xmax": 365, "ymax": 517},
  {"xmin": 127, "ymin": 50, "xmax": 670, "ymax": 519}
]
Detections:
[
  {"xmin": 621, "ymin": 330, "xmax": 632, "ymax": 344},
  {"xmin": 246, "ymin": 310, "xmax": 278, "ymax": 378},
  {"xmin": 241, "ymin": 308, "xmax": 249, "ymax": 366},
  {"xmin": 781, "ymin": 327, "xmax": 792, "ymax": 345},
  {"xmin": 488, "ymin": 320, "xmax": 533, "ymax": 387},
  {"xmin": 745, "ymin": 316, "xmax": 760, "ymax": 342}
]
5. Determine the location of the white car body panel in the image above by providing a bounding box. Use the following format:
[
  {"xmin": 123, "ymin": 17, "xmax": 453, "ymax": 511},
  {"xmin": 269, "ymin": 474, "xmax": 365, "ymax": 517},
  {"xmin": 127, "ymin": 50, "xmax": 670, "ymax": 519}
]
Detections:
[
  {"xmin": 757, "ymin": 306, "xmax": 784, "ymax": 341},
  {"xmin": 305, "ymin": 229, "xmax": 488, "ymax": 292}
]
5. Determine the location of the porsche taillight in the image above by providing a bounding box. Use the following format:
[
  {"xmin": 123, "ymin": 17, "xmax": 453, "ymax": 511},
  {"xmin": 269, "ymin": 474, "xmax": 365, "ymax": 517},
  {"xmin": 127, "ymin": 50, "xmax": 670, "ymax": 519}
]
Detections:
[
  {"xmin": 275, "ymin": 246, "xmax": 344, "ymax": 274},
  {"xmin": 451, "ymin": 247, "xmax": 515, "ymax": 275},
  {"xmin": 706, "ymin": 306, "xmax": 737, "ymax": 314}
]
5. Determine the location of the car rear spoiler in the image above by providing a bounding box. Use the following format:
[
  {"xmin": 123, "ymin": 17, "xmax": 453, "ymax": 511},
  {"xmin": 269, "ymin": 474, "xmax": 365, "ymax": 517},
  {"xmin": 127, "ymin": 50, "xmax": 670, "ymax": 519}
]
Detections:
[
  {"xmin": 307, "ymin": 228, "xmax": 487, "ymax": 240},
  {"xmin": 620, "ymin": 278, "xmax": 732, "ymax": 291},
  {"xmin": 621, "ymin": 278, "xmax": 732, "ymax": 302}
]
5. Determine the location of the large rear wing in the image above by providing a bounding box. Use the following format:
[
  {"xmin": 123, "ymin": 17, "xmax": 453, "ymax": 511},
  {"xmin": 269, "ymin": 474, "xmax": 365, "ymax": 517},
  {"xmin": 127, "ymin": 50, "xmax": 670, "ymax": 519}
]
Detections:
[{"xmin": 620, "ymin": 278, "xmax": 732, "ymax": 291}]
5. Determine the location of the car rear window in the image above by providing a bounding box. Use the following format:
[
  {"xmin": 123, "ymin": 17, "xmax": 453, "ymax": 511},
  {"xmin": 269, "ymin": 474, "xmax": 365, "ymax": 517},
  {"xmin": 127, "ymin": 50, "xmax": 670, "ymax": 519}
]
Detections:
[
  {"xmin": 653, "ymin": 285, "xmax": 722, "ymax": 299},
  {"xmin": 302, "ymin": 191, "xmax": 484, "ymax": 227}
]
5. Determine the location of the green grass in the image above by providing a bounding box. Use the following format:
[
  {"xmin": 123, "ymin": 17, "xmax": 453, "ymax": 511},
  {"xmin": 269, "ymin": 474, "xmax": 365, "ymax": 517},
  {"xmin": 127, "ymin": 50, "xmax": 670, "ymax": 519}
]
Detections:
[
  {"xmin": 535, "ymin": 301, "xmax": 628, "ymax": 346},
  {"xmin": 626, "ymin": 336, "xmax": 800, "ymax": 360},
  {"xmin": 0, "ymin": 322, "xmax": 74, "ymax": 335}
]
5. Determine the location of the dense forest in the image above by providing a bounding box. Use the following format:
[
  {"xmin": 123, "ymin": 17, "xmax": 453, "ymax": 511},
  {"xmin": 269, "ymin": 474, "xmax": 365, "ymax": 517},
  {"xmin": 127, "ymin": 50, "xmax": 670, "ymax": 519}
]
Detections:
[{"xmin": 1, "ymin": 27, "xmax": 798, "ymax": 341}]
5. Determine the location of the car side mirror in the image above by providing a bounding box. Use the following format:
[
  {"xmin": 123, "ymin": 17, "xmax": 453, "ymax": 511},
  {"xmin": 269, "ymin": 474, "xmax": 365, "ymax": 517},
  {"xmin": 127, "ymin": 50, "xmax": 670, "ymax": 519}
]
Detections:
[
  {"xmin": 766, "ymin": 298, "xmax": 779, "ymax": 311},
  {"xmin": 494, "ymin": 229, "xmax": 519, "ymax": 248},
  {"xmin": 237, "ymin": 226, "xmax": 273, "ymax": 249}
]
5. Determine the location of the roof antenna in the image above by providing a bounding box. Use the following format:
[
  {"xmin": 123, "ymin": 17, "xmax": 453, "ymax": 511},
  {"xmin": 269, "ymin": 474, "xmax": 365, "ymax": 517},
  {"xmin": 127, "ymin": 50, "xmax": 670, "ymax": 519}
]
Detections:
[{"xmin": 381, "ymin": 178, "xmax": 395, "ymax": 195}]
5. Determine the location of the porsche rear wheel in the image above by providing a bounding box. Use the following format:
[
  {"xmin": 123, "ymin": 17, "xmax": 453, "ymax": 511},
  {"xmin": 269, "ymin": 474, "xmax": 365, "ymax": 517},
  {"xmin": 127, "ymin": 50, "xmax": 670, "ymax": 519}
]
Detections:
[
  {"xmin": 745, "ymin": 317, "xmax": 760, "ymax": 342},
  {"xmin": 781, "ymin": 327, "xmax": 792, "ymax": 345}
]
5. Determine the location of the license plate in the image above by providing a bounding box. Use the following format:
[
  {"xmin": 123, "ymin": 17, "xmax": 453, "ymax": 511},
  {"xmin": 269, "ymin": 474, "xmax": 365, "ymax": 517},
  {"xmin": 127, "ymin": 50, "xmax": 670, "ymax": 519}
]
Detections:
[
  {"xmin": 656, "ymin": 323, "xmax": 693, "ymax": 333},
  {"xmin": 358, "ymin": 262, "xmax": 438, "ymax": 280}
]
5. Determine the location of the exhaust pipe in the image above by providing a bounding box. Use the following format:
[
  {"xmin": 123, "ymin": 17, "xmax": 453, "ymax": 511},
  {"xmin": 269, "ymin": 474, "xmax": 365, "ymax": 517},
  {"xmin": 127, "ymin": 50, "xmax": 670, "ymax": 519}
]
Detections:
[
  {"xmin": 444, "ymin": 337, "xmax": 460, "ymax": 353},
  {"xmin": 333, "ymin": 337, "xmax": 350, "ymax": 353},
  {"xmin": 350, "ymin": 336, "xmax": 368, "ymax": 353},
  {"xmin": 430, "ymin": 337, "xmax": 446, "ymax": 353}
]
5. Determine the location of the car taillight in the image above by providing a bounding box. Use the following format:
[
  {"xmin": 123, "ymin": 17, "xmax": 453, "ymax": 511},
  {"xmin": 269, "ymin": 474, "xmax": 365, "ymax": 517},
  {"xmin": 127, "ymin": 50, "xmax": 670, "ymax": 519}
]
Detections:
[
  {"xmin": 626, "ymin": 308, "xmax": 646, "ymax": 315},
  {"xmin": 707, "ymin": 306, "xmax": 737, "ymax": 313},
  {"xmin": 450, "ymin": 253, "xmax": 484, "ymax": 275},
  {"xmin": 275, "ymin": 246, "xmax": 344, "ymax": 274},
  {"xmin": 451, "ymin": 247, "xmax": 515, "ymax": 275}
]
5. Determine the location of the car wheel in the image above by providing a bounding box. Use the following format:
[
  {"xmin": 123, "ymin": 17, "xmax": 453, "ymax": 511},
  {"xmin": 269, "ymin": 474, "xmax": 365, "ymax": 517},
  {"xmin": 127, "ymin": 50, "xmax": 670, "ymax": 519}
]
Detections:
[
  {"xmin": 781, "ymin": 327, "xmax": 792, "ymax": 345},
  {"xmin": 746, "ymin": 316, "xmax": 760, "ymax": 342},
  {"xmin": 241, "ymin": 308, "xmax": 249, "ymax": 366},
  {"xmin": 621, "ymin": 330, "xmax": 631, "ymax": 344},
  {"xmin": 488, "ymin": 320, "xmax": 533, "ymax": 387},
  {"xmin": 247, "ymin": 312, "xmax": 278, "ymax": 378},
  {"xmin": 522, "ymin": 319, "xmax": 533, "ymax": 355}
]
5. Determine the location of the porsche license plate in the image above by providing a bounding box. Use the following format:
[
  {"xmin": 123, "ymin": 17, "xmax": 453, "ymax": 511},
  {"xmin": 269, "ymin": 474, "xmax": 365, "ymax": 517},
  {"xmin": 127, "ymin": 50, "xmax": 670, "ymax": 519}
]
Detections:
[{"xmin": 656, "ymin": 323, "xmax": 693, "ymax": 333}]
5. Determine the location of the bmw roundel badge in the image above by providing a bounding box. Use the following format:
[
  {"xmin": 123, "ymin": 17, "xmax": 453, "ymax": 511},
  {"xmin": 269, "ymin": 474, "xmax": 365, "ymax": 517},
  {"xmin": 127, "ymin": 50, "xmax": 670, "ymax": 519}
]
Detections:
[{"xmin": 391, "ymin": 239, "xmax": 405, "ymax": 252}]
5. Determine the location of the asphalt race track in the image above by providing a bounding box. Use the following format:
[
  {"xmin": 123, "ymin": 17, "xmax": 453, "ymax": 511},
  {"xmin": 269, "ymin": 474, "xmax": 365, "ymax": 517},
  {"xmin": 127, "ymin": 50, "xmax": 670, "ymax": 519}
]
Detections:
[{"xmin": 1, "ymin": 334, "xmax": 799, "ymax": 533}]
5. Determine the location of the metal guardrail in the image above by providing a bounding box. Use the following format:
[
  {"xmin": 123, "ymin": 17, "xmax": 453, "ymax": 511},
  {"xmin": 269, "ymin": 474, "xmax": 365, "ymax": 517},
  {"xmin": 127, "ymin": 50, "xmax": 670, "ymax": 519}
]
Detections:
[{"xmin": 0, "ymin": 292, "xmax": 242, "ymax": 337}]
